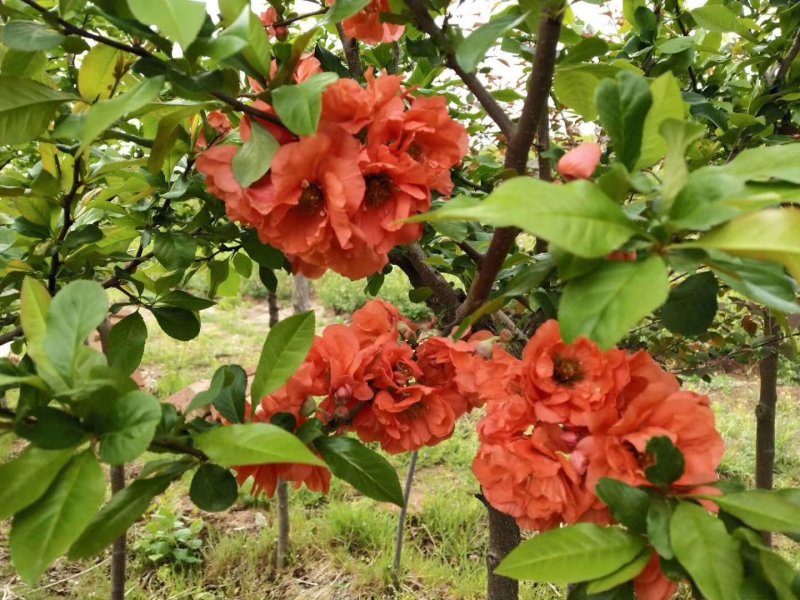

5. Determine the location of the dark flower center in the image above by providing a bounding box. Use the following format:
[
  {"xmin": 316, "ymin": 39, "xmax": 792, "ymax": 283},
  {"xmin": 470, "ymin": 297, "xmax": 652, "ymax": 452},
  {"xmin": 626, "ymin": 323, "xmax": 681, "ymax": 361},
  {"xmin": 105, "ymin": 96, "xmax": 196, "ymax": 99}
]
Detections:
[
  {"xmin": 299, "ymin": 181, "xmax": 325, "ymax": 215},
  {"xmin": 407, "ymin": 141, "xmax": 425, "ymax": 161},
  {"xmin": 553, "ymin": 357, "xmax": 584, "ymax": 387},
  {"xmin": 364, "ymin": 173, "xmax": 394, "ymax": 208}
]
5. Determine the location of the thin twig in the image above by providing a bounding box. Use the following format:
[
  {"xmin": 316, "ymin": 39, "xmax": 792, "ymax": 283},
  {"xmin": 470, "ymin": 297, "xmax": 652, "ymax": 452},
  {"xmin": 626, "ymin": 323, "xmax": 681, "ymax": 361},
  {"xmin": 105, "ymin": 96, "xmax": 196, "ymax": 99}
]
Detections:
[
  {"xmin": 773, "ymin": 26, "xmax": 800, "ymax": 91},
  {"xmin": 274, "ymin": 8, "xmax": 327, "ymax": 27},
  {"xmin": 30, "ymin": 557, "xmax": 111, "ymax": 592},
  {"xmin": 48, "ymin": 156, "xmax": 83, "ymax": 294},
  {"xmin": 336, "ymin": 23, "xmax": 364, "ymax": 79}
]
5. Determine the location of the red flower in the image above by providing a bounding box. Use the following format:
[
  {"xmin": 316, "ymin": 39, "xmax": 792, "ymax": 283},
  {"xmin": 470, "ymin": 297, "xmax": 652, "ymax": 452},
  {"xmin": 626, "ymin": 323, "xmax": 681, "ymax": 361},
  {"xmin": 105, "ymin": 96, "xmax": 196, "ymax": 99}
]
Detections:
[
  {"xmin": 472, "ymin": 424, "xmax": 607, "ymax": 532},
  {"xmin": 350, "ymin": 299, "xmax": 416, "ymax": 347},
  {"xmin": 329, "ymin": 0, "xmax": 405, "ymax": 45},
  {"xmin": 558, "ymin": 142, "xmax": 602, "ymax": 181},
  {"xmin": 260, "ymin": 7, "xmax": 288, "ymax": 40},
  {"xmin": 195, "ymin": 110, "xmax": 232, "ymax": 150},
  {"xmin": 634, "ymin": 554, "xmax": 679, "ymax": 600},
  {"xmin": 352, "ymin": 385, "xmax": 458, "ymax": 454},
  {"xmin": 521, "ymin": 320, "xmax": 630, "ymax": 430}
]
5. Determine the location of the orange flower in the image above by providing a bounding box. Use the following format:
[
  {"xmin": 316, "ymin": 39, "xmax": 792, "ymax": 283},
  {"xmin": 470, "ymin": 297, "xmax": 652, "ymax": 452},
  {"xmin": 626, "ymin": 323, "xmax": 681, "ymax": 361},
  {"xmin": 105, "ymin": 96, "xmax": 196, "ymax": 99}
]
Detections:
[
  {"xmin": 321, "ymin": 71, "xmax": 405, "ymax": 135},
  {"xmin": 329, "ymin": 0, "xmax": 405, "ymax": 45},
  {"xmin": 195, "ymin": 110, "xmax": 232, "ymax": 150},
  {"xmin": 473, "ymin": 424, "xmax": 606, "ymax": 531},
  {"xmin": 557, "ymin": 142, "xmax": 602, "ymax": 181},
  {"xmin": 577, "ymin": 388, "xmax": 724, "ymax": 492},
  {"xmin": 350, "ymin": 299, "xmax": 416, "ymax": 347},
  {"xmin": 260, "ymin": 7, "xmax": 288, "ymax": 40},
  {"xmin": 352, "ymin": 385, "xmax": 458, "ymax": 453},
  {"xmin": 521, "ymin": 320, "xmax": 630, "ymax": 430},
  {"xmin": 634, "ymin": 554, "xmax": 679, "ymax": 600}
]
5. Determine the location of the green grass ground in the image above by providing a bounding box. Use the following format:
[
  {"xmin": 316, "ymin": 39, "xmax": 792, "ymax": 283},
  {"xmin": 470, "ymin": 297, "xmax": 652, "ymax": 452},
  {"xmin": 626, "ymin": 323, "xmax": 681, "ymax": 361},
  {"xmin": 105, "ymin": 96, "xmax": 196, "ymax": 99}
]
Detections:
[{"xmin": 1, "ymin": 296, "xmax": 798, "ymax": 599}]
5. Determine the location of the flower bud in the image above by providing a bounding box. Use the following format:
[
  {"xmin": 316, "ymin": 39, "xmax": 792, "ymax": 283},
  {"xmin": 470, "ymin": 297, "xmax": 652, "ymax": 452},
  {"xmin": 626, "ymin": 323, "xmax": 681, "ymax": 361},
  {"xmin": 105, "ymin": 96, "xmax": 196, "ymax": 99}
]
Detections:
[
  {"xmin": 499, "ymin": 328, "xmax": 513, "ymax": 343},
  {"xmin": 557, "ymin": 142, "xmax": 602, "ymax": 181},
  {"xmin": 334, "ymin": 385, "xmax": 351, "ymax": 405},
  {"xmin": 476, "ymin": 338, "xmax": 494, "ymax": 360},
  {"xmin": 334, "ymin": 405, "xmax": 350, "ymax": 421}
]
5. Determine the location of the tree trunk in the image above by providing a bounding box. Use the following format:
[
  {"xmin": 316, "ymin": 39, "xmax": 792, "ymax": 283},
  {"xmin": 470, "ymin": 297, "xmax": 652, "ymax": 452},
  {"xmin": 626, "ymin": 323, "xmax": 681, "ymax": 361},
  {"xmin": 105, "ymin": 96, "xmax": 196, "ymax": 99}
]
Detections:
[
  {"xmin": 110, "ymin": 465, "xmax": 127, "ymax": 600},
  {"xmin": 292, "ymin": 275, "xmax": 311, "ymax": 314},
  {"xmin": 486, "ymin": 503, "xmax": 521, "ymax": 600},
  {"xmin": 756, "ymin": 313, "xmax": 779, "ymax": 547},
  {"xmin": 98, "ymin": 319, "xmax": 127, "ymax": 600}
]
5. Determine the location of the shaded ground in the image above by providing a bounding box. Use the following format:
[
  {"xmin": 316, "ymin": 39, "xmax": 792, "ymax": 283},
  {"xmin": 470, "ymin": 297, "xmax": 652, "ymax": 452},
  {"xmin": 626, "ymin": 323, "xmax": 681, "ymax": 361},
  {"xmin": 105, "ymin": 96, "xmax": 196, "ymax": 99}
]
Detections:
[{"xmin": 1, "ymin": 297, "xmax": 799, "ymax": 599}]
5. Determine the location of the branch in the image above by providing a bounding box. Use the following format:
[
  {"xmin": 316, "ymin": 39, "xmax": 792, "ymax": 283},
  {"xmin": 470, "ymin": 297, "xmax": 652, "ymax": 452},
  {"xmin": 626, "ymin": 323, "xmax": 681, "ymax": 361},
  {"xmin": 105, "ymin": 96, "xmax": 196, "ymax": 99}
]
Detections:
[
  {"xmin": 456, "ymin": 241, "xmax": 484, "ymax": 266},
  {"xmin": 48, "ymin": 156, "xmax": 83, "ymax": 294},
  {"xmin": 774, "ymin": 26, "xmax": 800, "ymax": 92},
  {"xmin": 274, "ymin": 8, "xmax": 327, "ymax": 27},
  {"xmin": 451, "ymin": 3, "xmax": 564, "ymax": 326},
  {"xmin": 336, "ymin": 23, "xmax": 364, "ymax": 79},
  {"xmin": 403, "ymin": 0, "xmax": 515, "ymax": 139},
  {"xmin": 0, "ymin": 328, "xmax": 22, "ymax": 346},
  {"xmin": 18, "ymin": 0, "xmax": 282, "ymax": 127}
]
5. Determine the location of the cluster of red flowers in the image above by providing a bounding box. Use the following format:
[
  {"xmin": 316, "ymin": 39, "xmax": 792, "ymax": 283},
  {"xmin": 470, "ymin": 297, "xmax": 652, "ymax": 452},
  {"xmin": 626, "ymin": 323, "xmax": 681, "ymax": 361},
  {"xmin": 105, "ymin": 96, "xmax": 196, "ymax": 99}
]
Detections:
[
  {"xmin": 328, "ymin": 0, "xmax": 404, "ymax": 45},
  {"xmin": 472, "ymin": 320, "xmax": 725, "ymax": 600},
  {"xmin": 197, "ymin": 61, "xmax": 467, "ymax": 281},
  {"xmin": 236, "ymin": 300, "xmax": 503, "ymax": 496}
]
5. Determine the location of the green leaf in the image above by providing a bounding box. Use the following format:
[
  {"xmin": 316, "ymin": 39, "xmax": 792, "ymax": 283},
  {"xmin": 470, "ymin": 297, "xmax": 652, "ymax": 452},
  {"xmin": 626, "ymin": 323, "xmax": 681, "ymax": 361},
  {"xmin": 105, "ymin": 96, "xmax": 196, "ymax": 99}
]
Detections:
[
  {"xmin": 59, "ymin": 0, "xmax": 87, "ymax": 17},
  {"xmin": 218, "ymin": 6, "xmax": 272, "ymax": 76},
  {"xmin": 688, "ymin": 208, "xmax": 800, "ymax": 284},
  {"xmin": 251, "ymin": 311, "xmax": 315, "ymax": 404},
  {"xmin": 90, "ymin": 390, "xmax": 163, "ymax": 464},
  {"xmin": 660, "ymin": 272, "xmax": 718, "ymax": 337},
  {"xmin": 646, "ymin": 497, "xmax": 673, "ymax": 559},
  {"xmin": 77, "ymin": 76, "xmax": 164, "ymax": 151},
  {"xmin": 315, "ymin": 437, "xmax": 403, "ymax": 506},
  {"xmin": 193, "ymin": 423, "xmax": 325, "ymax": 468},
  {"xmin": 635, "ymin": 73, "xmax": 685, "ymax": 169},
  {"xmin": 322, "ymin": 0, "xmax": 371, "ymax": 24},
  {"xmin": 495, "ymin": 524, "xmax": 646, "ymax": 582},
  {"xmin": 670, "ymin": 501, "xmax": 743, "ymax": 600},
  {"xmin": 707, "ymin": 256, "xmax": 800, "ymax": 315},
  {"xmin": 45, "ymin": 280, "xmax": 108, "ymax": 380},
  {"xmin": 68, "ymin": 472, "xmax": 177, "ymax": 559},
  {"xmin": 412, "ymin": 179, "xmax": 638, "ymax": 259},
  {"xmin": 157, "ymin": 290, "xmax": 215, "ymax": 311},
  {"xmin": 595, "ymin": 71, "xmax": 653, "ymax": 171},
  {"xmin": 10, "ymin": 451, "xmax": 105, "ymax": 585},
  {"xmin": 455, "ymin": 11, "xmax": 528, "ymax": 73},
  {"xmin": 586, "ymin": 551, "xmax": 651, "ymax": 594},
  {"xmin": 242, "ymin": 230, "xmax": 285, "ymax": 268},
  {"xmin": 107, "ymin": 312, "xmax": 147, "ymax": 376},
  {"xmin": 644, "ymin": 436, "xmax": 685, "ymax": 488},
  {"xmin": 659, "ymin": 119, "xmax": 706, "ymax": 204},
  {"xmin": 669, "ymin": 170, "xmax": 744, "ymax": 231},
  {"xmin": 719, "ymin": 144, "xmax": 800, "ymax": 185},
  {"xmin": 233, "ymin": 252, "xmax": 253, "ymax": 279},
  {"xmin": 0, "ymin": 446, "xmax": 73, "ymax": 519},
  {"xmin": 16, "ymin": 407, "xmax": 85, "ymax": 450},
  {"xmin": 20, "ymin": 277, "xmax": 51, "ymax": 365},
  {"xmin": 127, "ymin": 0, "xmax": 207, "ymax": 49},
  {"xmin": 705, "ymin": 490, "xmax": 800, "ymax": 534},
  {"xmin": 595, "ymin": 478, "xmax": 650, "ymax": 534},
  {"xmin": 690, "ymin": 6, "xmax": 756, "ymax": 41},
  {"xmin": 78, "ymin": 45, "xmax": 123, "ymax": 102},
  {"xmin": 151, "ymin": 306, "xmax": 201, "ymax": 341},
  {"xmin": 153, "ymin": 232, "xmax": 197, "ymax": 270},
  {"xmin": 559, "ymin": 256, "xmax": 670, "ymax": 349},
  {"xmin": 272, "ymin": 72, "xmax": 339, "ymax": 136},
  {"xmin": 189, "ymin": 464, "xmax": 238, "ymax": 512},
  {"xmin": 148, "ymin": 103, "xmax": 212, "ymax": 173},
  {"xmin": 209, "ymin": 365, "xmax": 247, "ymax": 424},
  {"xmin": 759, "ymin": 545, "xmax": 800, "ymax": 600},
  {"xmin": 232, "ymin": 121, "xmax": 280, "ymax": 187},
  {"xmin": 553, "ymin": 64, "xmax": 627, "ymax": 122},
  {"xmin": 0, "ymin": 76, "xmax": 75, "ymax": 145},
  {"xmin": 0, "ymin": 21, "xmax": 65, "ymax": 51}
]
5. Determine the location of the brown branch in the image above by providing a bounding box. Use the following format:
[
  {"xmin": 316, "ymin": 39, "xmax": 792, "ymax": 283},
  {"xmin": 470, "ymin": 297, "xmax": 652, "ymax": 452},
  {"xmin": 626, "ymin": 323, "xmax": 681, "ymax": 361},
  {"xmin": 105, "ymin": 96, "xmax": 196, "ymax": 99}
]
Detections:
[
  {"xmin": 48, "ymin": 157, "xmax": 83, "ymax": 294},
  {"xmin": 403, "ymin": 0, "xmax": 515, "ymax": 139},
  {"xmin": 456, "ymin": 241, "xmax": 484, "ymax": 266},
  {"xmin": 774, "ymin": 26, "xmax": 800, "ymax": 91},
  {"xmin": 452, "ymin": 3, "xmax": 564, "ymax": 327},
  {"xmin": 336, "ymin": 23, "xmax": 364, "ymax": 79},
  {"xmin": 274, "ymin": 8, "xmax": 327, "ymax": 27},
  {"xmin": 0, "ymin": 328, "xmax": 22, "ymax": 346}
]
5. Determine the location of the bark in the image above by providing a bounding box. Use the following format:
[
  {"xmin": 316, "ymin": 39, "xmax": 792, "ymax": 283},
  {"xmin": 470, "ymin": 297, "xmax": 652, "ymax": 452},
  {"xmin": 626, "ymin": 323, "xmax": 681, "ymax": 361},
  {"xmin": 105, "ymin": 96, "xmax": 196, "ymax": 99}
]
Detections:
[
  {"xmin": 485, "ymin": 500, "xmax": 521, "ymax": 600},
  {"xmin": 756, "ymin": 314, "xmax": 780, "ymax": 547}
]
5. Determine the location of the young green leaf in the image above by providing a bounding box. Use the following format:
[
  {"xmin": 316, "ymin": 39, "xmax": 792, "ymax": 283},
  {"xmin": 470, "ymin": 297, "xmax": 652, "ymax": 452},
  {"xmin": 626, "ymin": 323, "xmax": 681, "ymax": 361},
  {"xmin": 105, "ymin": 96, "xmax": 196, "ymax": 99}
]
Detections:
[
  {"xmin": 455, "ymin": 11, "xmax": 528, "ymax": 74},
  {"xmin": 0, "ymin": 76, "xmax": 75, "ymax": 145},
  {"xmin": 251, "ymin": 311, "xmax": 315, "ymax": 404},
  {"xmin": 646, "ymin": 497, "xmax": 674, "ymax": 560},
  {"xmin": 127, "ymin": 0, "xmax": 207, "ymax": 50},
  {"xmin": 660, "ymin": 272, "xmax": 718, "ymax": 337},
  {"xmin": 495, "ymin": 524, "xmax": 646, "ymax": 582},
  {"xmin": 559, "ymin": 256, "xmax": 670, "ymax": 349},
  {"xmin": 10, "ymin": 451, "xmax": 105, "ymax": 585},
  {"xmin": 595, "ymin": 71, "xmax": 653, "ymax": 171},
  {"xmin": 586, "ymin": 551, "xmax": 651, "ymax": 595},
  {"xmin": 107, "ymin": 312, "xmax": 148, "ymax": 376},
  {"xmin": 0, "ymin": 21, "xmax": 65, "ymax": 51},
  {"xmin": 322, "ymin": 0, "xmax": 371, "ymax": 24},
  {"xmin": 78, "ymin": 45, "xmax": 123, "ymax": 102},
  {"xmin": 707, "ymin": 256, "xmax": 800, "ymax": 315},
  {"xmin": 704, "ymin": 489, "xmax": 800, "ymax": 534},
  {"xmin": 315, "ymin": 436, "xmax": 404, "ymax": 506},
  {"xmin": 232, "ymin": 122, "xmax": 280, "ymax": 187},
  {"xmin": 670, "ymin": 501, "xmax": 744, "ymax": 600},
  {"xmin": 193, "ymin": 423, "xmax": 324, "ymax": 467},
  {"xmin": 635, "ymin": 73, "xmax": 686, "ymax": 170},
  {"xmin": 20, "ymin": 277, "xmax": 51, "ymax": 366},
  {"xmin": 411, "ymin": 178, "xmax": 639, "ymax": 259},
  {"xmin": 719, "ymin": 144, "xmax": 800, "ymax": 185},
  {"xmin": 45, "ymin": 280, "xmax": 108, "ymax": 380},
  {"xmin": 189, "ymin": 464, "xmax": 238, "ymax": 512},
  {"xmin": 688, "ymin": 208, "xmax": 800, "ymax": 284},
  {"xmin": 15, "ymin": 407, "xmax": 86, "ymax": 450},
  {"xmin": 595, "ymin": 478, "xmax": 650, "ymax": 533},
  {"xmin": 690, "ymin": 6, "xmax": 757, "ymax": 42},
  {"xmin": 272, "ymin": 73, "xmax": 339, "ymax": 136},
  {"xmin": 68, "ymin": 471, "xmax": 178, "ymax": 559},
  {"xmin": 0, "ymin": 446, "xmax": 73, "ymax": 519}
]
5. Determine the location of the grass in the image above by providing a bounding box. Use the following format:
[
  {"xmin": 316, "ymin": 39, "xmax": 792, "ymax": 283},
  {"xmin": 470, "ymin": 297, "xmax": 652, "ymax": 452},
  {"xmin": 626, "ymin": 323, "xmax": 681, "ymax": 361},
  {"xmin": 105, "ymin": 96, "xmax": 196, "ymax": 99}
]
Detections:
[{"xmin": 1, "ymin": 297, "xmax": 799, "ymax": 599}]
